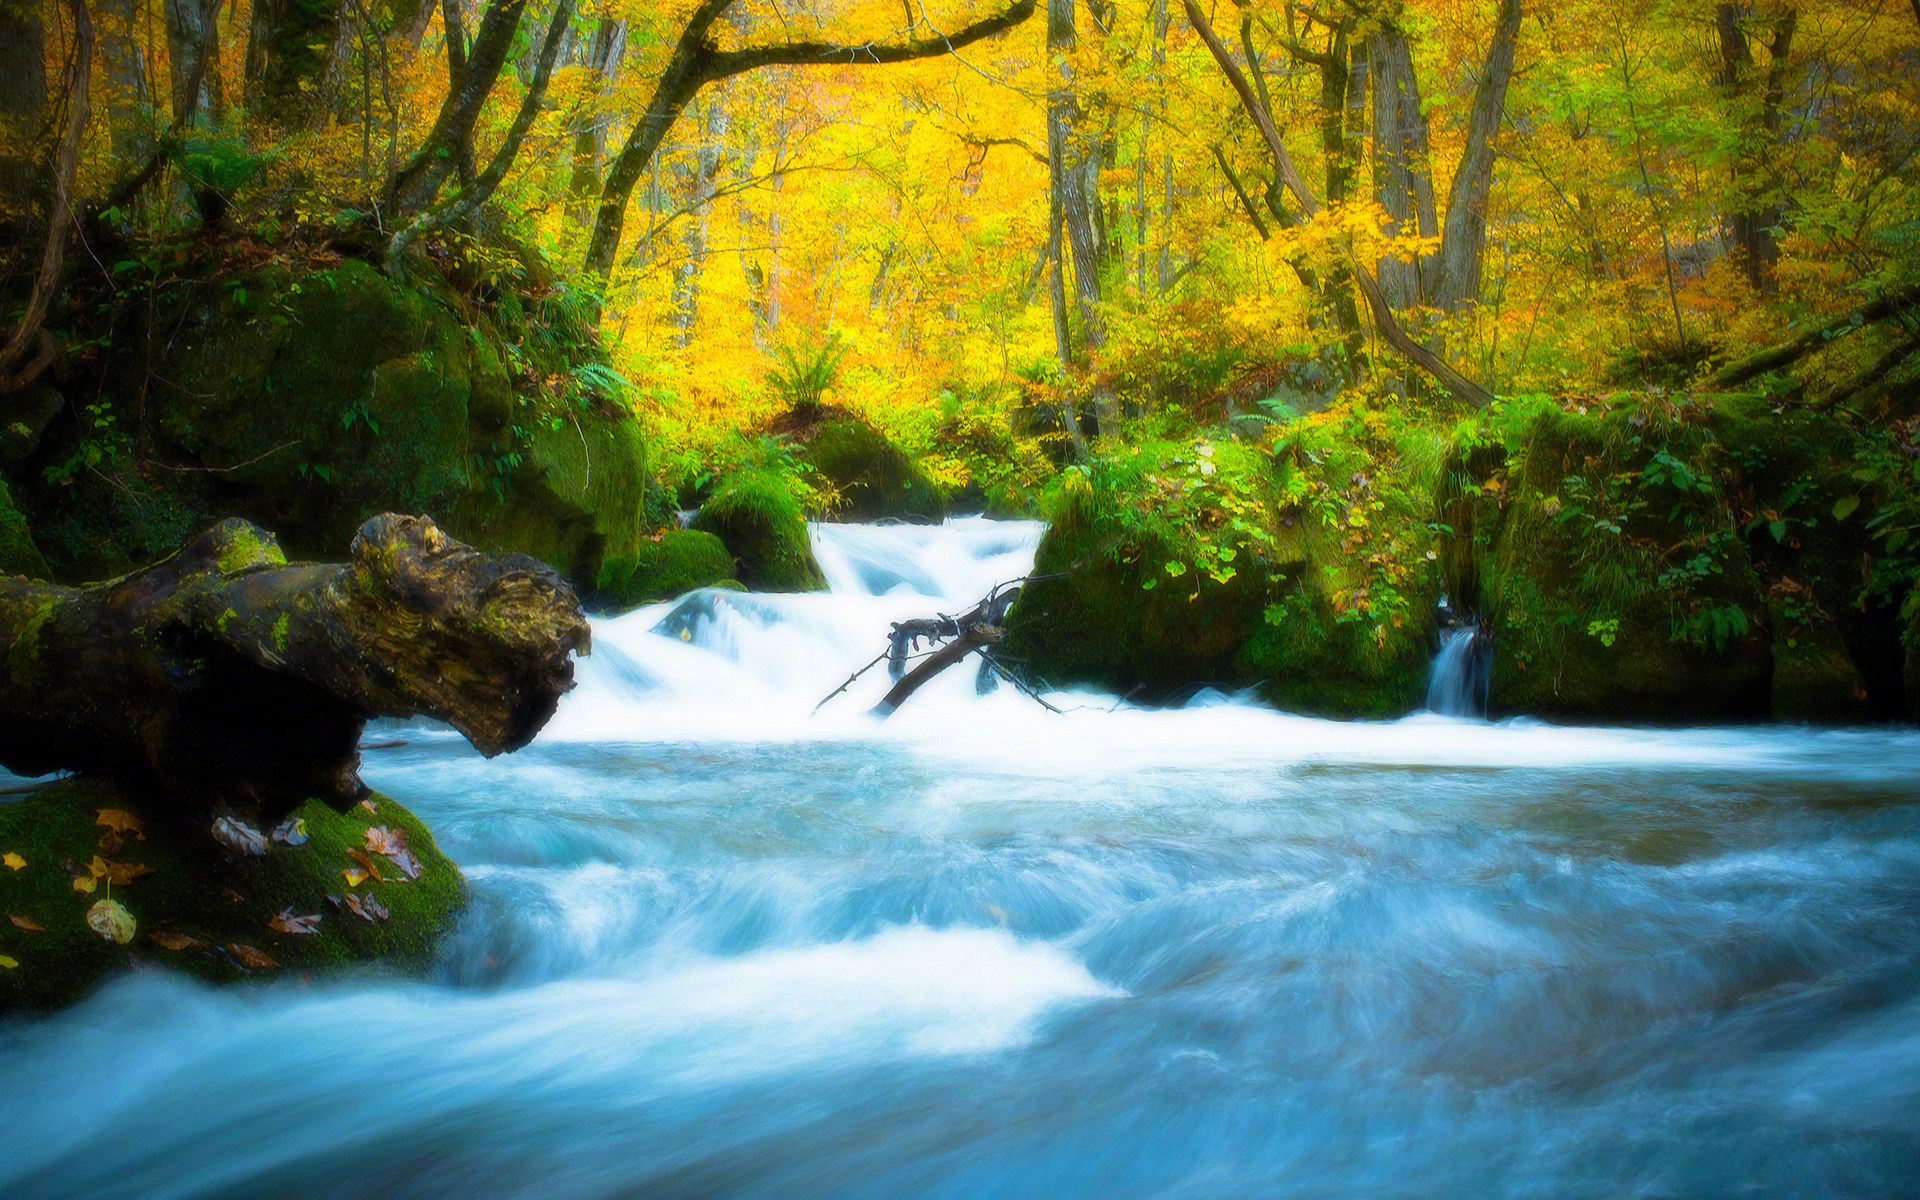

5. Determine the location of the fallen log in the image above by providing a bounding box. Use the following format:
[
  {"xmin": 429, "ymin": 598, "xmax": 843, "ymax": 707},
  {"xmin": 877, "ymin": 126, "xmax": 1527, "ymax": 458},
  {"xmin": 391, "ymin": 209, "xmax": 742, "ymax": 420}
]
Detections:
[
  {"xmin": 1708, "ymin": 285, "xmax": 1920, "ymax": 389},
  {"xmin": 0, "ymin": 513, "xmax": 589, "ymax": 824}
]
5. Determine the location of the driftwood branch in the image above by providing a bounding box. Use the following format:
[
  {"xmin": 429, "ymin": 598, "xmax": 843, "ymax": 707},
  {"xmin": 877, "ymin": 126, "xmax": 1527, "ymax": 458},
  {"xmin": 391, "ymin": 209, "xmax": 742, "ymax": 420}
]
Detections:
[
  {"xmin": 814, "ymin": 573, "xmax": 1065, "ymax": 719},
  {"xmin": 0, "ymin": 514, "xmax": 589, "ymax": 824}
]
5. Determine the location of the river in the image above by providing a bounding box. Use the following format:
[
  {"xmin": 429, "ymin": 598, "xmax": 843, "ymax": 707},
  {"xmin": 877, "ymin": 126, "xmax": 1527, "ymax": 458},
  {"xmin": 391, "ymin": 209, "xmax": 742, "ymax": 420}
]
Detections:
[{"xmin": 3, "ymin": 519, "xmax": 1919, "ymax": 1197}]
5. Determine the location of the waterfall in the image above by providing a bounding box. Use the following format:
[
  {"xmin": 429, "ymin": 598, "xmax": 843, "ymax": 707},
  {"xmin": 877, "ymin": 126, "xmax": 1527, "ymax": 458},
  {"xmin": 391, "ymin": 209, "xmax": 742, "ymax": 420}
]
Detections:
[{"xmin": 1426, "ymin": 621, "xmax": 1491, "ymax": 718}]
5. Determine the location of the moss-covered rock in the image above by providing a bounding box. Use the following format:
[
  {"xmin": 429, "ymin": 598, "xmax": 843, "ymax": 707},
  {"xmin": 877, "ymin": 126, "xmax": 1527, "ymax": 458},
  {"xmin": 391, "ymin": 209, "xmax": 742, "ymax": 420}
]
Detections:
[
  {"xmin": 1768, "ymin": 598, "xmax": 1871, "ymax": 723},
  {"xmin": 691, "ymin": 472, "xmax": 825, "ymax": 592},
  {"xmin": 1479, "ymin": 405, "xmax": 1774, "ymax": 723},
  {"xmin": 0, "ymin": 777, "xmax": 464, "ymax": 1013},
  {"xmin": 24, "ymin": 256, "xmax": 654, "ymax": 592},
  {"xmin": 592, "ymin": 528, "xmax": 736, "ymax": 612},
  {"xmin": 0, "ymin": 478, "xmax": 48, "ymax": 579},
  {"xmin": 805, "ymin": 414, "xmax": 948, "ymax": 523}
]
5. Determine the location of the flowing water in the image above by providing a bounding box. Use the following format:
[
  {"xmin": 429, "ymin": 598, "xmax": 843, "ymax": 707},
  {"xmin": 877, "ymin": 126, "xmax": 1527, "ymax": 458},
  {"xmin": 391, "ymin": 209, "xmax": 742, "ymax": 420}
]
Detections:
[{"xmin": 5, "ymin": 519, "xmax": 1920, "ymax": 1198}]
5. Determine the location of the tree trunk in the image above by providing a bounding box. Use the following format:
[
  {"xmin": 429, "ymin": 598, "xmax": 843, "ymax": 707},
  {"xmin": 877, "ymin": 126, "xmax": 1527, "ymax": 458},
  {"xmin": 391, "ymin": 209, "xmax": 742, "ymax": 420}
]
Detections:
[
  {"xmin": 669, "ymin": 89, "xmax": 728, "ymax": 347},
  {"xmin": 0, "ymin": 0, "xmax": 46, "ymax": 222},
  {"xmin": 166, "ymin": 0, "xmax": 224, "ymax": 128},
  {"xmin": 386, "ymin": 0, "xmax": 529, "ymax": 214},
  {"xmin": 568, "ymin": 18, "xmax": 625, "ymax": 204},
  {"xmin": 1430, "ymin": 0, "xmax": 1521, "ymax": 314},
  {"xmin": 100, "ymin": 0, "xmax": 151, "ymax": 162},
  {"xmin": 0, "ymin": 515, "xmax": 588, "ymax": 826},
  {"xmin": 1049, "ymin": 0, "xmax": 1104, "ymax": 357},
  {"xmin": 1368, "ymin": 28, "xmax": 1437, "ymax": 310},
  {"xmin": 246, "ymin": 0, "xmax": 344, "ymax": 128},
  {"xmin": 1716, "ymin": 3, "xmax": 1797, "ymax": 296}
]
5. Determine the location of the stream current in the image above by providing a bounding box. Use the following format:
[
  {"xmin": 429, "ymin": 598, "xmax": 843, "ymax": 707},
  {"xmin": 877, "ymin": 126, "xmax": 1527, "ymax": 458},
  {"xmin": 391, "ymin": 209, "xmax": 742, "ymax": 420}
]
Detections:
[{"xmin": 4, "ymin": 518, "xmax": 1920, "ymax": 1197}]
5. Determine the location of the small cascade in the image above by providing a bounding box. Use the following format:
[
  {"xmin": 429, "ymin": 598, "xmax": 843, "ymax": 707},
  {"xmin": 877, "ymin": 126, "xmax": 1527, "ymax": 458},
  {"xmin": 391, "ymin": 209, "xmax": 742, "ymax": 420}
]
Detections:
[{"xmin": 1426, "ymin": 618, "xmax": 1492, "ymax": 718}]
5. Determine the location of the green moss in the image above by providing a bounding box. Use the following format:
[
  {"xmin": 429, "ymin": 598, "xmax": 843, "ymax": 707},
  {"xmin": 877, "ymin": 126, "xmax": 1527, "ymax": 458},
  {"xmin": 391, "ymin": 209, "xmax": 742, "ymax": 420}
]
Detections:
[
  {"xmin": 1768, "ymin": 599, "xmax": 1870, "ymax": 723},
  {"xmin": 0, "ymin": 778, "xmax": 465, "ymax": 1013},
  {"xmin": 213, "ymin": 523, "xmax": 288, "ymax": 576},
  {"xmin": 690, "ymin": 471, "xmax": 825, "ymax": 592},
  {"xmin": 593, "ymin": 529, "xmax": 736, "ymax": 612},
  {"xmin": 806, "ymin": 415, "xmax": 948, "ymax": 523},
  {"xmin": 0, "ymin": 478, "xmax": 48, "ymax": 579}
]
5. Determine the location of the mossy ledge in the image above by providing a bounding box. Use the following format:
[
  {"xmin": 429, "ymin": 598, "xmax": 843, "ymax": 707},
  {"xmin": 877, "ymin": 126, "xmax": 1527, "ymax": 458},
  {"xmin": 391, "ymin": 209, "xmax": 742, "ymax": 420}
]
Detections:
[{"xmin": 0, "ymin": 777, "xmax": 465, "ymax": 1013}]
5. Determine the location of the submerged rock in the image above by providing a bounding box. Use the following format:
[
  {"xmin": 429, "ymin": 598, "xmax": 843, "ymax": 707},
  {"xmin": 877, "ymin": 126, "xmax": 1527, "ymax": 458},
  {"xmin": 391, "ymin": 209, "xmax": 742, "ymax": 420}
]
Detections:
[{"xmin": 0, "ymin": 777, "xmax": 465, "ymax": 1013}]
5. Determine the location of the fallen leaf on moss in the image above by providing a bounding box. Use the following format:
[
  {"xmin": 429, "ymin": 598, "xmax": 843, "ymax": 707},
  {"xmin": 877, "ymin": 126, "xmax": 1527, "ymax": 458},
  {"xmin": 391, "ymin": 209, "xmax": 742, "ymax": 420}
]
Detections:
[
  {"xmin": 269, "ymin": 908, "xmax": 321, "ymax": 935},
  {"xmin": 9, "ymin": 915, "xmax": 44, "ymax": 931},
  {"xmin": 221, "ymin": 887, "xmax": 246, "ymax": 903},
  {"xmin": 211, "ymin": 817, "xmax": 269, "ymax": 857},
  {"xmin": 271, "ymin": 818, "xmax": 309, "ymax": 847},
  {"xmin": 342, "ymin": 867, "xmax": 370, "ymax": 888},
  {"xmin": 150, "ymin": 932, "xmax": 203, "ymax": 951},
  {"xmin": 0, "ymin": 955, "xmax": 16, "ymax": 969},
  {"xmin": 86, "ymin": 898, "xmax": 136, "ymax": 944},
  {"xmin": 226, "ymin": 943, "xmax": 278, "ymax": 970},
  {"xmin": 347, "ymin": 849, "xmax": 386, "ymax": 883},
  {"xmin": 71, "ymin": 874, "xmax": 97, "ymax": 894},
  {"xmin": 2, "ymin": 852, "xmax": 23, "ymax": 871},
  {"xmin": 360, "ymin": 798, "xmax": 379, "ymax": 814},
  {"xmin": 341, "ymin": 892, "xmax": 389, "ymax": 922},
  {"xmin": 88, "ymin": 856, "xmax": 152, "ymax": 886},
  {"xmin": 366, "ymin": 828, "xmax": 422, "ymax": 879},
  {"xmin": 95, "ymin": 809, "xmax": 145, "ymax": 839}
]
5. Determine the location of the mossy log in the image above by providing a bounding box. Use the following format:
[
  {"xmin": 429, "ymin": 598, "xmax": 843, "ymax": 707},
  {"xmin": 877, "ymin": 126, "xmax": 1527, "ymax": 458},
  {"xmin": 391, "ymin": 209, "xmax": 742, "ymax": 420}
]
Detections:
[{"xmin": 0, "ymin": 513, "xmax": 588, "ymax": 824}]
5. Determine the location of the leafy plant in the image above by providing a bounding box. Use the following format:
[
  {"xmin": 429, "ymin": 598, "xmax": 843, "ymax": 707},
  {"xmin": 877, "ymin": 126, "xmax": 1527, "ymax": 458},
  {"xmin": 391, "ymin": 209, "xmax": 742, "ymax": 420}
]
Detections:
[{"xmin": 767, "ymin": 334, "xmax": 849, "ymax": 413}]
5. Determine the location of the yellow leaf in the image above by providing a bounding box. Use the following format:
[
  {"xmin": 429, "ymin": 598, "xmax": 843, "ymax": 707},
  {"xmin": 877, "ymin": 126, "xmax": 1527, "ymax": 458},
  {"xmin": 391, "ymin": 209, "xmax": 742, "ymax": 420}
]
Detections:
[
  {"xmin": 0, "ymin": 955, "xmax": 15, "ymax": 969},
  {"xmin": 342, "ymin": 867, "xmax": 370, "ymax": 887},
  {"xmin": 71, "ymin": 875, "xmax": 97, "ymax": 894},
  {"xmin": 9, "ymin": 915, "xmax": 44, "ymax": 931},
  {"xmin": 85, "ymin": 898, "xmax": 136, "ymax": 945},
  {"xmin": 226, "ymin": 943, "xmax": 278, "ymax": 970},
  {"xmin": 2, "ymin": 852, "xmax": 22, "ymax": 871},
  {"xmin": 151, "ymin": 931, "xmax": 203, "ymax": 951},
  {"xmin": 94, "ymin": 809, "xmax": 145, "ymax": 839}
]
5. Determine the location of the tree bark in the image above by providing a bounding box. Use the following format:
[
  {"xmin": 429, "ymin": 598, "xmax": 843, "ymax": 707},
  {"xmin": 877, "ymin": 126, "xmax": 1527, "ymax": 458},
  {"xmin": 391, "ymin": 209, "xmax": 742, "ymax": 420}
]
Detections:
[
  {"xmin": 1369, "ymin": 27, "xmax": 1437, "ymax": 310},
  {"xmin": 668, "ymin": 89, "xmax": 729, "ymax": 347},
  {"xmin": 1183, "ymin": 0, "xmax": 1496, "ymax": 407},
  {"xmin": 0, "ymin": 0, "xmax": 47, "ymax": 220},
  {"xmin": 583, "ymin": 0, "xmax": 1037, "ymax": 280},
  {"xmin": 385, "ymin": 0, "xmax": 576, "ymax": 276},
  {"xmin": 0, "ymin": 0, "xmax": 91, "ymax": 396},
  {"xmin": 568, "ymin": 18, "xmax": 626, "ymax": 203},
  {"xmin": 0, "ymin": 515, "xmax": 588, "ymax": 826},
  {"xmin": 386, "ymin": 0, "xmax": 529, "ymax": 214},
  {"xmin": 1430, "ymin": 0, "xmax": 1521, "ymax": 314},
  {"xmin": 1716, "ymin": 3, "xmax": 1797, "ymax": 296},
  {"xmin": 246, "ymin": 0, "xmax": 344, "ymax": 127},
  {"xmin": 166, "ymin": 0, "xmax": 224, "ymax": 129}
]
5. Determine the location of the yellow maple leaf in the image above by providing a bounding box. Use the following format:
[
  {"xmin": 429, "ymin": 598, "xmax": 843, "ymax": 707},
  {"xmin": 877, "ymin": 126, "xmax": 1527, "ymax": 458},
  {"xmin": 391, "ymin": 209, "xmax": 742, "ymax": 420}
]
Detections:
[{"xmin": 94, "ymin": 809, "xmax": 145, "ymax": 839}]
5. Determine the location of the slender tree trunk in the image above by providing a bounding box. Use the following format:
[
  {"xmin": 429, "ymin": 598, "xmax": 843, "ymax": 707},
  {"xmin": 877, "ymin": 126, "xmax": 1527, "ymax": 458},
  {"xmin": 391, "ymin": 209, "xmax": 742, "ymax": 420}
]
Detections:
[
  {"xmin": 1716, "ymin": 3, "xmax": 1797, "ymax": 295},
  {"xmin": 100, "ymin": 0, "xmax": 149, "ymax": 163},
  {"xmin": 167, "ymin": 0, "xmax": 223, "ymax": 126},
  {"xmin": 1368, "ymin": 28, "xmax": 1438, "ymax": 310},
  {"xmin": 670, "ymin": 90, "xmax": 727, "ymax": 348},
  {"xmin": 568, "ymin": 18, "xmax": 624, "ymax": 204},
  {"xmin": 1430, "ymin": 0, "xmax": 1521, "ymax": 314},
  {"xmin": 0, "ymin": 0, "xmax": 47, "ymax": 220},
  {"xmin": 386, "ymin": 0, "xmax": 529, "ymax": 214}
]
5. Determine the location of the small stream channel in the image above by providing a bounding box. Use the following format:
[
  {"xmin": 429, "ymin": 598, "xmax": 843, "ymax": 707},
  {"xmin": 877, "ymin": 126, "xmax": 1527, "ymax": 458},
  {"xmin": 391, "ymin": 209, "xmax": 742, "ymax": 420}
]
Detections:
[{"xmin": 3, "ymin": 519, "xmax": 1919, "ymax": 1197}]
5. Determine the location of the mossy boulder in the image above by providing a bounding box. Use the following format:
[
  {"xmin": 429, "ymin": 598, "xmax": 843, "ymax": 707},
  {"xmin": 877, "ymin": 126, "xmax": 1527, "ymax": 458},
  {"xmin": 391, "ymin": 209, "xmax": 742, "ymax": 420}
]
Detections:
[
  {"xmin": 0, "ymin": 478, "xmax": 48, "ymax": 579},
  {"xmin": 804, "ymin": 414, "xmax": 947, "ymax": 523},
  {"xmin": 0, "ymin": 776, "xmax": 464, "ymax": 1013},
  {"xmin": 592, "ymin": 528, "xmax": 736, "ymax": 612},
  {"xmin": 1005, "ymin": 496, "xmax": 1276, "ymax": 698},
  {"xmin": 1479, "ymin": 406, "xmax": 1774, "ymax": 723},
  {"xmin": 1768, "ymin": 598, "xmax": 1871, "ymax": 723},
  {"xmin": 1004, "ymin": 431, "xmax": 1434, "ymax": 715},
  {"xmin": 691, "ymin": 472, "xmax": 825, "ymax": 592},
  {"xmin": 25, "ymin": 256, "xmax": 654, "ymax": 592}
]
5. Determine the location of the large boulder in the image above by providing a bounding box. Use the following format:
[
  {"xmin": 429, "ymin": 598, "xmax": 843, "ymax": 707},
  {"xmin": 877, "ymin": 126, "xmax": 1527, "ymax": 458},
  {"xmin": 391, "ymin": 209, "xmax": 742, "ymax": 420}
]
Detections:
[
  {"xmin": 803, "ymin": 413, "xmax": 947, "ymax": 523},
  {"xmin": 592, "ymin": 528, "xmax": 737, "ymax": 611},
  {"xmin": 23, "ymin": 257, "xmax": 656, "ymax": 591},
  {"xmin": 0, "ymin": 479, "xmax": 47, "ymax": 579},
  {"xmin": 0, "ymin": 777, "xmax": 464, "ymax": 1013},
  {"xmin": 690, "ymin": 471, "xmax": 825, "ymax": 592}
]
